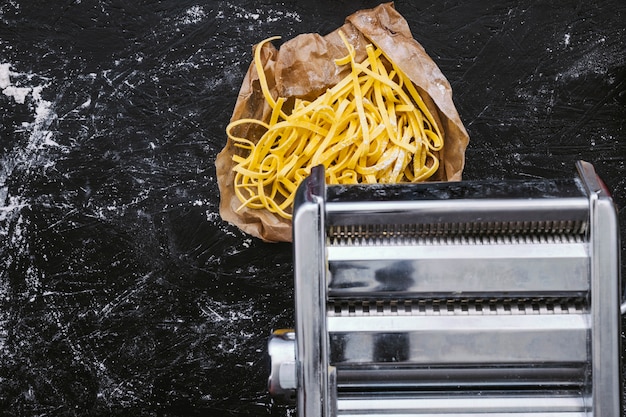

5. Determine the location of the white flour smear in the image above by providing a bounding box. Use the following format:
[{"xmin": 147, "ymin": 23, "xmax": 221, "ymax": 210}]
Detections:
[
  {"xmin": 0, "ymin": 62, "xmax": 58, "ymax": 355},
  {"xmin": 0, "ymin": 62, "xmax": 56, "ymax": 220},
  {"xmin": 0, "ymin": 62, "xmax": 56, "ymax": 225},
  {"xmin": 217, "ymin": 3, "xmax": 302, "ymax": 25},
  {"xmin": 179, "ymin": 5, "xmax": 206, "ymax": 25}
]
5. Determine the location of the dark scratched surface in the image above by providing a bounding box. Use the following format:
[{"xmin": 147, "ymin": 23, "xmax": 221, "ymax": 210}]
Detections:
[{"xmin": 0, "ymin": 0, "xmax": 624, "ymax": 416}]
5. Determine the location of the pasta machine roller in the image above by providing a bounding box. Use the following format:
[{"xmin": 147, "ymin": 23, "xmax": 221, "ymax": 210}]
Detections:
[{"xmin": 268, "ymin": 160, "xmax": 622, "ymax": 416}]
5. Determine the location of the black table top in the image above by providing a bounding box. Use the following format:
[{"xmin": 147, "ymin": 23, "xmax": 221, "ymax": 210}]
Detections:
[{"xmin": 1, "ymin": 1, "xmax": 624, "ymax": 416}]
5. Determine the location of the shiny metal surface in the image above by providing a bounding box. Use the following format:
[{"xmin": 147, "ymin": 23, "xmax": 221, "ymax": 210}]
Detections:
[
  {"xmin": 577, "ymin": 160, "xmax": 622, "ymax": 415},
  {"xmin": 336, "ymin": 393, "xmax": 588, "ymax": 416},
  {"xmin": 268, "ymin": 329, "xmax": 297, "ymax": 403},
  {"xmin": 335, "ymin": 365, "xmax": 587, "ymax": 390},
  {"xmin": 327, "ymin": 241, "xmax": 588, "ymax": 298},
  {"xmin": 328, "ymin": 314, "xmax": 588, "ymax": 364},
  {"xmin": 270, "ymin": 161, "xmax": 622, "ymax": 416},
  {"xmin": 292, "ymin": 165, "xmax": 332, "ymax": 417},
  {"xmin": 325, "ymin": 197, "xmax": 590, "ymax": 229}
]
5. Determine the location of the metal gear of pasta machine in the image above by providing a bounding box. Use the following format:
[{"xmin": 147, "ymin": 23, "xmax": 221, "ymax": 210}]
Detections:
[{"xmin": 267, "ymin": 160, "xmax": 623, "ymax": 416}]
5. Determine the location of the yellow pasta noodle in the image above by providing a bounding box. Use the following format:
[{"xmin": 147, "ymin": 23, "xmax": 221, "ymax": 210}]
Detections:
[{"xmin": 226, "ymin": 31, "xmax": 444, "ymax": 219}]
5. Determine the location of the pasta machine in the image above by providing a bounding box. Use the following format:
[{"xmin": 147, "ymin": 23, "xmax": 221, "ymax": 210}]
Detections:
[{"xmin": 268, "ymin": 160, "xmax": 622, "ymax": 416}]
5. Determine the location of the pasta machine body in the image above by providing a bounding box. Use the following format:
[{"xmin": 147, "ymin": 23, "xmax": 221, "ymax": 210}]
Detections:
[{"xmin": 268, "ymin": 161, "xmax": 622, "ymax": 416}]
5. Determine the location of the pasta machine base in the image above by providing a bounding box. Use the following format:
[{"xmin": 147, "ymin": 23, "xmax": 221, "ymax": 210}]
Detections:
[{"xmin": 268, "ymin": 161, "xmax": 622, "ymax": 416}]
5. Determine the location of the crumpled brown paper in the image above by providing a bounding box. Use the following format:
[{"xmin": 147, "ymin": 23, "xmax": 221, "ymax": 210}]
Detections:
[{"xmin": 216, "ymin": 2, "xmax": 470, "ymax": 243}]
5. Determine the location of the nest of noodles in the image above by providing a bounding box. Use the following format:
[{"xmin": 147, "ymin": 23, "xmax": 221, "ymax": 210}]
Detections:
[{"xmin": 216, "ymin": 2, "xmax": 469, "ymax": 242}]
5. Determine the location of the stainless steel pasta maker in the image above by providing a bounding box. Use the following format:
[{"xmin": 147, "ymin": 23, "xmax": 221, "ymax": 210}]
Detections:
[{"xmin": 267, "ymin": 160, "xmax": 622, "ymax": 416}]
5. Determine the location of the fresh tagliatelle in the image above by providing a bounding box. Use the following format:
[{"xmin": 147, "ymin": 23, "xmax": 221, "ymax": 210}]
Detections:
[{"xmin": 226, "ymin": 31, "xmax": 444, "ymax": 220}]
